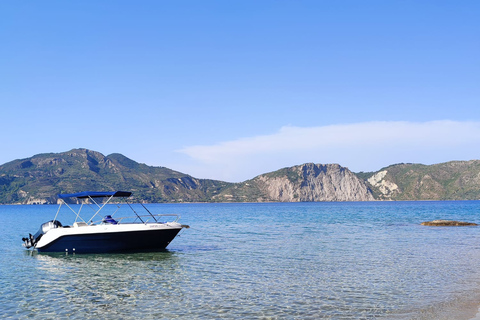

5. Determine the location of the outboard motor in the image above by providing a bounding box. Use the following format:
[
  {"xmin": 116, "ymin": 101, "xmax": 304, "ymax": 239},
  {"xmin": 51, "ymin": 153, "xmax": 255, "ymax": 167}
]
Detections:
[{"xmin": 22, "ymin": 220, "xmax": 62, "ymax": 249}]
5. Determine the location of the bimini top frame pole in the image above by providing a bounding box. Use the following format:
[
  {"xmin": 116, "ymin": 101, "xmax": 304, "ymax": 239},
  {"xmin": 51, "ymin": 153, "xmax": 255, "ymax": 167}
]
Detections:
[
  {"xmin": 56, "ymin": 191, "xmax": 133, "ymax": 224},
  {"xmin": 86, "ymin": 194, "xmax": 115, "ymax": 223},
  {"xmin": 53, "ymin": 199, "xmax": 87, "ymax": 224}
]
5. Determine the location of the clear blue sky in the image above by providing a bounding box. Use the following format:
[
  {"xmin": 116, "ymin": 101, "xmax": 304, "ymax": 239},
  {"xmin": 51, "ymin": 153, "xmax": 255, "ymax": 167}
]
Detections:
[{"xmin": 1, "ymin": 1, "xmax": 479, "ymax": 182}]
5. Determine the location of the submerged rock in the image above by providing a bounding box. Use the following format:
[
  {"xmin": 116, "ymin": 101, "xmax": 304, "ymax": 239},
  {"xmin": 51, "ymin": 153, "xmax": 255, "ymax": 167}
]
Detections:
[{"xmin": 421, "ymin": 220, "xmax": 478, "ymax": 226}]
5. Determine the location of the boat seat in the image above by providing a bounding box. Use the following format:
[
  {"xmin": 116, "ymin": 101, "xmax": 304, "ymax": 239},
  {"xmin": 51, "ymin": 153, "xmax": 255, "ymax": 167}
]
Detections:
[{"xmin": 73, "ymin": 222, "xmax": 88, "ymax": 227}]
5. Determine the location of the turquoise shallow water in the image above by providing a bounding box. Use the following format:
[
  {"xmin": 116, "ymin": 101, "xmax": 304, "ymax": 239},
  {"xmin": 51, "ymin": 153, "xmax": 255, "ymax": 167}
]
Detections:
[{"xmin": 2, "ymin": 201, "xmax": 480, "ymax": 319}]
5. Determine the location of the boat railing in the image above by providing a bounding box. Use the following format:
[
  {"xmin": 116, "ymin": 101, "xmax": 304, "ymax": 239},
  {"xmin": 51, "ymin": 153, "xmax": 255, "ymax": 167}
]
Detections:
[{"xmin": 93, "ymin": 213, "xmax": 180, "ymax": 225}]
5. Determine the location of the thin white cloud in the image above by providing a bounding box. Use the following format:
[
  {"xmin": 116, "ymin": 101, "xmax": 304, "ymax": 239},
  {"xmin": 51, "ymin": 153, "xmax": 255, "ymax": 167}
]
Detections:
[{"xmin": 176, "ymin": 121, "xmax": 480, "ymax": 182}]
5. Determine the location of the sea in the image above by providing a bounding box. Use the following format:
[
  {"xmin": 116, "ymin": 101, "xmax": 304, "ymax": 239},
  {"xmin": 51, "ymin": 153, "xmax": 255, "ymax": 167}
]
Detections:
[{"xmin": 2, "ymin": 201, "xmax": 480, "ymax": 319}]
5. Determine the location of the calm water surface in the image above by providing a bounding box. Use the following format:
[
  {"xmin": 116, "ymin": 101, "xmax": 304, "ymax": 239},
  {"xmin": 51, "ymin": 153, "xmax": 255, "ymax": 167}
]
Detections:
[{"xmin": 2, "ymin": 201, "xmax": 480, "ymax": 319}]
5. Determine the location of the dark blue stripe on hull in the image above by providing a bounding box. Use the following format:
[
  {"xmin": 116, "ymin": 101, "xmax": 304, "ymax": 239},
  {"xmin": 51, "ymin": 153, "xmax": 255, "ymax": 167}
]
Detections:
[{"xmin": 37, "ymin": 229, "xmax": 182, "ymax": 253}]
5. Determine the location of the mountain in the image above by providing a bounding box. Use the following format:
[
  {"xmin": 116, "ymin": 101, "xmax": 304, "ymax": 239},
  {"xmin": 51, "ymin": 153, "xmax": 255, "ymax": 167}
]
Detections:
[
  {"xmin": 0, "ymin": 149, "xmax": 231, "ymax": 204},
  {"xmin": 360, "ymin": 160, "xmax": 480, "ymax": 200},
  {"xmin": 1, "ymin": 149, "xmax": 479, "ymax": 204},
  {"xmin": 212, "ymin": 163, "xmax": 374, "ymax": 202},
  {"xmin": 0, "ymin": 149, "xmax": 373, "ymax": 204}
]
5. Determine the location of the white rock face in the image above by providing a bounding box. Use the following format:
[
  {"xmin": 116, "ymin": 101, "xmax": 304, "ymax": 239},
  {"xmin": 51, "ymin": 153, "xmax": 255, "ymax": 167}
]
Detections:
[
  {"xmin": 256, "ymin": 163, "xmax": 375, "ymax": 202},
  {"xmin": 367, "ymin": 170, "xmax": 399, "ymax": 197},
  {"xmin": 26, "ymin": 198, "xmax": 48, "ymax": 205}
]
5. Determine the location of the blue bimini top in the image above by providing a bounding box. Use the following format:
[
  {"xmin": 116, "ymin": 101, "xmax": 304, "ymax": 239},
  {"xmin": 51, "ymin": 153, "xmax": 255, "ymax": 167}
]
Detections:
[{"xmin": 57, "ymin": 191, "xmax": 132, "ymax": 199}]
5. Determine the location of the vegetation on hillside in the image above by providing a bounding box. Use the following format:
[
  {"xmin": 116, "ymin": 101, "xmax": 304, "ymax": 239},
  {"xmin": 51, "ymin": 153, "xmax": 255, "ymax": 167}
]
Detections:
[
  {"xmin": 360, "ymin": 161, "xmax": 480, "ymax": 200},
  {"xmin": 1, "ymin": 149, "xmax": 479, "ymax": 203},
  {"xmin": 0, "ymin": 149, "xmax": 232, "ymax": 204}
]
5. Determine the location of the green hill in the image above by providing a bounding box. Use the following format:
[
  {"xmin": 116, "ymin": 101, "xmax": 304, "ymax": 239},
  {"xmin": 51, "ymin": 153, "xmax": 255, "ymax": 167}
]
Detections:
[
  {"xmin": 0, "ymin": 148, "xmax": 231, "ymax": 204},
  {"xmin": 360, "ymin": 160, "xmax": 480, "ymax": 200},
  {"xmin": 1, "ymin": 148, "xmax": 479, "ymax": 203}
]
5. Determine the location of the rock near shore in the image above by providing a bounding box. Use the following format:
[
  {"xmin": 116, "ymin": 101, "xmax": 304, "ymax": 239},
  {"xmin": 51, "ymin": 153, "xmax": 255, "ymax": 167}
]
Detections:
[{"xmin": 421, "ymin": 220, "xmax": 478, "ymax": 226}]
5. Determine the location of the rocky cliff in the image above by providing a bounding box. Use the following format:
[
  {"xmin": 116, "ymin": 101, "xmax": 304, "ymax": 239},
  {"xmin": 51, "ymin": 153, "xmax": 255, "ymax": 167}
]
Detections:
[
  {"xmin": 213, "ymin": 163, "xmax": 375, "ymax": 202},
  {"xmin": 2, "ymin": 148, "xmax": 480, "ymax": 203}
]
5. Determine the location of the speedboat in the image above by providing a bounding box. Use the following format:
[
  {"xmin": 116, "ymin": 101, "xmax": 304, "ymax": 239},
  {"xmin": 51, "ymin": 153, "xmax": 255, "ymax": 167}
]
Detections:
[{"xmin": 22, "ymin": 191, "xmax": 189, "ymax": 253}]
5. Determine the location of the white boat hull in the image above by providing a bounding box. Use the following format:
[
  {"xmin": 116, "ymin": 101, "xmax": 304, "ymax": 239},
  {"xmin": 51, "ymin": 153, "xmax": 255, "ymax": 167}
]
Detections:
[{"xmin": 35, "ymin": 222, "xmax": 184, "ymax": 253}]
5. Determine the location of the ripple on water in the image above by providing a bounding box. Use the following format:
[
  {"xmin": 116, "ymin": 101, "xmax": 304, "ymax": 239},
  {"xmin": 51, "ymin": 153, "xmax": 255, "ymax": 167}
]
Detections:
[{"xmin": 3, "ymin": 202, "xmax": 480, "ymax": 319}]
